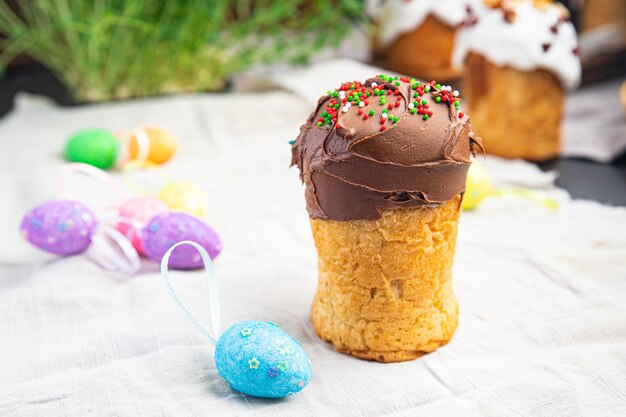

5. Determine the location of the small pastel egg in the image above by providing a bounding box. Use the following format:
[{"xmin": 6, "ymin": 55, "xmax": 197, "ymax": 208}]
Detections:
[
  {"xmin": 20, "ymin": 200, "xmax": 97, "ymax": 256},
  {"xmin": 463, "ymin": 161, "xmax": 493, "ymax": 211},
  {"xmin": 117, "ymin": 197, "xmax": 169, "ymax": 255},
  {"xmin": 157, "ymin": 179, "xmax": 208, "ymax": 218},
  {"xmin": 215, "ymin": 321, "xmax": 311, "ymax": 398},
  {"xmin": 65, "ymin": 128, "xmax": 119, "ymax": 170},
  {"xmin": 128, "ymin": 126, "xmax": 177, "ymax": 164},
  {"xmin": 142, "ymin": 212, "xmax": 221, "ymax": 269}
]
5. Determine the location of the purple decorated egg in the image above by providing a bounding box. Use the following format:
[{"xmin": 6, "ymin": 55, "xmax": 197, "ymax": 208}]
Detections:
[
  {"xmin": 142, "ymin": 212, "xmax": 222, "ymax": 269},
  {"xmin": 20, "ymin": 200, "xmax": 97, "ymax": 256}
]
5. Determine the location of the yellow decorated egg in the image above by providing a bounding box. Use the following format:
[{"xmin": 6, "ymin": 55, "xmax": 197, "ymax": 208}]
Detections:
[
  {"xmin": 463, "ymin": 161, "xmax": 492, "ymax": 211},
  {"xmin": 157, "ymin": 179, "xmax": 208, "ymax": 218},
  {"xmin": 128, "ymin": 126, "xmax": 177, "ymax": 164}
]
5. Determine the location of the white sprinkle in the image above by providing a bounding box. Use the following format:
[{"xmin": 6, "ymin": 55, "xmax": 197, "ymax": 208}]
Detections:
[
  {"xmin": 381, "ymin": 113, "xmax": 388, "ymax": 119},
  {"xmin": 359, "ymin": 101, "xmax": 365, "ymax": 107},
  {"xmin": 408, "ymin": 103, "xmax": 415, "ymax": 109},
  {"xmin": 446, "ymin": 86, "xmax": 452, "ymax": 91},
  {"xmin": 342, "ymin": 106, "xmax": 349, "ymax": 112},
  {"xmin": 339, "ymin": 91, "xmax": 346, "ymax": 99},
  {"xmin": 371, "ymin": 82, "xmax": 378, "ymax": 87},
  {"xmin": 453, "ymin": 90, "xmax": 459, "ymax": 97}
]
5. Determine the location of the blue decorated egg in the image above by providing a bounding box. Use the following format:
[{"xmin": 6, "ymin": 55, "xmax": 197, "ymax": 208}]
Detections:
[
  {"xmin": 215, "ymin": 321, "xmax": 311, "ymax": 398},
  {"xmin": 142, "ymin": 212, "xmax": 222, "ymax": 270},
  {"xmin": 20, "ymin": 200, "xmax": 97, "ymax": 256}
]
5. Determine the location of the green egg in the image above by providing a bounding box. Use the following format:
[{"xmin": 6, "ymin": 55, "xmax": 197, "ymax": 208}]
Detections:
[{"xmin": 64, "ymin": 128, "xmax": 119, "ymax": 169}]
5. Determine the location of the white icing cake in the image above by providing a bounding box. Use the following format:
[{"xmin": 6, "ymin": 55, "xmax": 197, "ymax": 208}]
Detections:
[
  {"xmin": 452, "ymin": 0, "xmax": 582, "ymax": 89},
  {"xmin": 366, "ymin": 0, "xmax": 471, "ymax": 46}
]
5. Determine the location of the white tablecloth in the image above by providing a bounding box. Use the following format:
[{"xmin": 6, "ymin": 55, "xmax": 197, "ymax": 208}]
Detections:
[{"xmin": 1, "ymin": 81, "xmax": 625, "ymax": 416}]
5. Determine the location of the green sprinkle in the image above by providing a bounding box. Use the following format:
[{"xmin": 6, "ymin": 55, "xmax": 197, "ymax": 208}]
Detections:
[
  {"xmin": 424, "ymin": 86, "xmax": 431, "ymax": 92},
  {"xmin": 357, "ymin": 92, "xmax": 362, "ymax": 97},
  {"xmin": 322, "ymin": 112, "xmax": 328, "ymax": 117},
  {"xmin": 317, "ymin": 122, "xmax": 323, "ymax": 126},
  {"xmin": 413, "ymin": 92, "xmax": 418, "ymax": 98},
  {"xmin": 369, "ymin": 110, "xmax": 375, "ymax": 116},
  {"xmin": 395, "ymin": 81, "xmax": 400, "ymax": 86},
  {"xmin": 335, "ymin": 103, "xmax": 340, "ymax": 109},
  {"xmin": 423, "ymin": 114, "xmax": 429, "ymax": 120},
  {"xmin": 350, "ymin": 84, "xmax": 355, "ymax": 90},
  {"xmin": 436, "ymin": 83, "xmax": 441, "ymax": 89},
  {"xmin": 422, "ymin": 100, "xmax": 427, "ymax": 105},
  {"xmin": 366, "ymin": 91, "xmax": 371, "ymax": 97},
  {"xmin": 454, "ymin": 100, "xmax": 460, "ymax": 107},
  {"xmin": 327, "ymin": 90, "xmax": 332, "ymax": 95},
  {"xmin": 348, "ymin": 96, "xmax": 353, "ymax": 102},
  {"xmin": 333, "ymin": 91, "xmax": 338, "ymax": 98},
  {"xmin": 382, "ymin": 108, "xmax": 388, "ymax": 113},
  {"xmin": 435, "ymin": 97, "xmax": 442, "ymax": 103},
  {"xmin": 411, "ymin": 108, "xmax": 417, "ymax": 114}
]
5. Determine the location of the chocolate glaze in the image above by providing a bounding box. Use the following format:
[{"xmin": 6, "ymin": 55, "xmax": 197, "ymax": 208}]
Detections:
[{"xmin": 291, "ymin": 77, "xmax": 481, "ymax": 221}]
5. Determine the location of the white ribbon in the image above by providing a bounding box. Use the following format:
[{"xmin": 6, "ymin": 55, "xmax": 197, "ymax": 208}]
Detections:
[
  {"xmin": 160, "ymin": 241, "xmax": 222, "ymax": 344},
  {"xmin": 57, "ymin": 163, "xmax": 130, "ymax": 203},
  {"xmin": 87, "ymin": 224, "xmax": 141, "ymax": 275}
]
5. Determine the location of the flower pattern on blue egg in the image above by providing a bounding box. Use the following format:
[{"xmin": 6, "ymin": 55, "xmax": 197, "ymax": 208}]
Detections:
[{"xmin": 215, "ymin": 320, "xmax": 312, "ymax": 398}]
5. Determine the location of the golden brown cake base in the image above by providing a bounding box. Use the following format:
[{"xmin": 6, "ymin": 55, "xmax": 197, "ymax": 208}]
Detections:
[
  {"xmin": 581, "ymin": 0, "xmax": 626, "ymax": 32},
  {"xmin": 310, "ymin": 196, "xmax": 462, "ymax": 363},
  {"xmin": 463, "ymin": 53, "xmax": 564, "ymax": 162},
  {"xmin": 385, "ymin": 15, "xmax": 460, "ymax": 82}
]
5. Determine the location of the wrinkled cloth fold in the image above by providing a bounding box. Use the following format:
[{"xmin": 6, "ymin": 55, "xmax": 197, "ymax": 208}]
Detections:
[{"xmin": 0, "ymin": 84, "xmax": 625, "ymax": 416}]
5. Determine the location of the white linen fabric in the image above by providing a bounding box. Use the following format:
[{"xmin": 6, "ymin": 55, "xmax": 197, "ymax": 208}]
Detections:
[{"xmin": 0, "ymin": 80, "xmax": 625, "ymax": 417}]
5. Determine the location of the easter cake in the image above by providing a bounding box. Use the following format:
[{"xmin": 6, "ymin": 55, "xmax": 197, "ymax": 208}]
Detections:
[
  {"xmin": 291, "ymin": 75, "xmax": 481, "ymax": 362},
  {"xmin": 453, "ymin": 0, "xmax": 581, "ymax": 161},
  {"xmin": 367, "ymin": 0, "xmax": 471, "ymax": 81}
]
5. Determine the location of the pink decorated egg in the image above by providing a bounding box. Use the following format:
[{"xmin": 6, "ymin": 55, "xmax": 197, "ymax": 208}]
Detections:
[
  {"xmin": 20, "ymin": 200, "xmax": 97, "ymax": 256},
  {"xmin": 117, "ymin": 197, "xmax": 168, "ymax": 255},
  {"xmin": 142, "ymin": 212, "xmax": 222, "ymax": 269}
]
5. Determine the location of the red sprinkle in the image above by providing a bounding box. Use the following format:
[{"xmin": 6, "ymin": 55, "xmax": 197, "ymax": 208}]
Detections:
[
  {"xmin": 357, "ymin": 109, "xmax": 363, "ymax": 115},
  {"xmin": 459, "ymin": 112, "xmax": 464, "ymax": 118},
  {"xmin": 363, "ymin": 114, "xmax": 369, "ymax": 120},
  {"xmin": 380, "ymin": 125, "xmax": 387, "ymax": 131},
  {"xmin": 387, "ymin": 103, "xmax": 393, "ymax": 109},
  {"xmin": 395, "ymin": 101, "xmax": 400, "ymax": 107}
]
